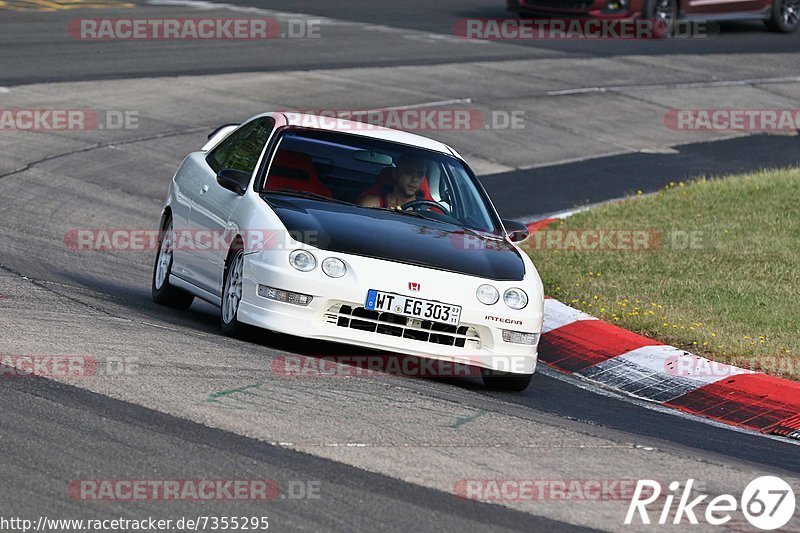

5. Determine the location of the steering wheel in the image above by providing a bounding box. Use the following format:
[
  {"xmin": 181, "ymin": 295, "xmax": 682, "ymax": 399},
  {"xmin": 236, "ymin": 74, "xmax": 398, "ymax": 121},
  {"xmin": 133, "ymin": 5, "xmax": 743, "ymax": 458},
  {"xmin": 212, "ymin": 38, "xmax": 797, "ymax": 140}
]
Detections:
[{"xmin": 401, "ymin": 199, "xmax": 451, "ymax": 216}]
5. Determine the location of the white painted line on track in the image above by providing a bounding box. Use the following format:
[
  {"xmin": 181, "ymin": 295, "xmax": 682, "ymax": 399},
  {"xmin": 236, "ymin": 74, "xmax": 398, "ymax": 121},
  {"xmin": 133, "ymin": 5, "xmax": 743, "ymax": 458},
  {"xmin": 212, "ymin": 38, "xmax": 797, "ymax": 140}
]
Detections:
[
  {"xmin": 141, "ymin": 321, "xmax": 179, "ymax": 331},
  {"xmin": 547, "ymin": 75, "xmax": 800, "ymax": 96},
  {"xmin": 361, "ymin": 98, "xmax": 473, "ymax": 113},
  {"xmin": 0, "ymin": 87, "xmax": 9, "ymax": 94},
  {"xmin": 519, "ymin": 200, "xmax": 626, "ymax": 224},
  {"xmin": 147, "ymin": 0, "xmax": 322, "ymax": 16},
  {"xmin": 281, "ymin": 441, "xmax": 631, "ymax": 449}
]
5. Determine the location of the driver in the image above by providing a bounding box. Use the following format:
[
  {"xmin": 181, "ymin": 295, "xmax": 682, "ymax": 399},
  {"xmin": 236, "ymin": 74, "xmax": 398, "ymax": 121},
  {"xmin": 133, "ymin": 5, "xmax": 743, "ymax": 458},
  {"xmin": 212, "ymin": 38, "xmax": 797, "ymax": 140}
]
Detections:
[{"xmin": 359, "ymin": 155, "xmax": 427, "ymax": 209}]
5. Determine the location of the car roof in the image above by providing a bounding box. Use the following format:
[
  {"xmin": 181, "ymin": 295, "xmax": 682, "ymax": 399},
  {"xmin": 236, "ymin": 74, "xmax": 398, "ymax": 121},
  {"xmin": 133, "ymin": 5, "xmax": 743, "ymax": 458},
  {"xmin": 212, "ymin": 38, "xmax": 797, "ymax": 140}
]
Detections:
[{"xmin": 275, "ymin": 112, "xmax": 461, "ymax": 158}]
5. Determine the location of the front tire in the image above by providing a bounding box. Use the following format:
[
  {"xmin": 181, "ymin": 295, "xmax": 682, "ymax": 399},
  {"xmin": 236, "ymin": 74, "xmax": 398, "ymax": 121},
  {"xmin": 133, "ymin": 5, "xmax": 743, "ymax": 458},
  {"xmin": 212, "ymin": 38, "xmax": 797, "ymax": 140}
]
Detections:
[
  {"xmin": 221, "ymin": 246, "xmax": 246, "ymax": 337},
  {"xmin": 765, "ymin": 0, "xmax": 799, "ymax": 32},
  {"xmin": 152, "ymin": 217, "xmax": 194, "ymax": 309},
  {"xmin": 643, "ymin": 0, "xmax": 677, "ymax": 37},
  {"xmin": 481, "ymin": 369, "xmax": 534, "ymax": 392}
]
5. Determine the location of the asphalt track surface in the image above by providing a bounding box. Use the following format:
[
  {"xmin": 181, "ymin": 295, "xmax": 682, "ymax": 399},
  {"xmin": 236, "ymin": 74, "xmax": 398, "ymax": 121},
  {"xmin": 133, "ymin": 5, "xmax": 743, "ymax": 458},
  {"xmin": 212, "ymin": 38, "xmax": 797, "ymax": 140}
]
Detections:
[
  {"xmin": 0, "ymin": 0, "xmax": 799, "ymax": 84},
  {"xmin": 2, "ymin": 374, "xmax": 585, "ymax": 532},
  {"xmin": 484, "ymin": 134, "xmax": 800, "ymax": 218},
  {"xmin": 1, "ymin": 1, "xmax": 799, "ymax": 531}
]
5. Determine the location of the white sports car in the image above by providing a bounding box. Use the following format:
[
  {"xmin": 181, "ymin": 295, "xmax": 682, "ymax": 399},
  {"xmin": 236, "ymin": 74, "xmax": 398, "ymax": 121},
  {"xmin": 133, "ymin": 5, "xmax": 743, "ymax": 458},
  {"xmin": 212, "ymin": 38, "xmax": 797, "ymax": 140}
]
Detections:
[{"xmin": 153, "ymin": 112, "xmax": 544, "ymax": 390}]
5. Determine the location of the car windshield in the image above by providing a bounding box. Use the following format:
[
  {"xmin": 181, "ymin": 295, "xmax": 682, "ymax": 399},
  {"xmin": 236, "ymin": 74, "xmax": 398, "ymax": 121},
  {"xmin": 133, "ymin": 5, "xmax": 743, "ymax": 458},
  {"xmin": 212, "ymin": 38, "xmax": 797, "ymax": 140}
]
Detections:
[{"xmin": 261, "ymin": 129, "xmax": 501, "ymax": 234}]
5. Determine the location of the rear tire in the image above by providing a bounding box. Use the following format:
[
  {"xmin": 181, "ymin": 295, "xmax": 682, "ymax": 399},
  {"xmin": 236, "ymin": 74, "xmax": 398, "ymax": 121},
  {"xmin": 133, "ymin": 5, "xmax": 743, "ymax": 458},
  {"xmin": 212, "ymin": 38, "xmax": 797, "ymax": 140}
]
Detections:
[
  {"xmin": 152, "ymin": 216, "xmax": 194, "ymax": 310},
  {"xmin": 221, "ymin": 246, "xmax": 247, "ymax": 337},
  {"xmin": 481, "ymin": 369, "xmax": 534, "ymax": 392},
  {"xmin": 765, "ymin": 0, "xmax": 799, "ymax": 32}
]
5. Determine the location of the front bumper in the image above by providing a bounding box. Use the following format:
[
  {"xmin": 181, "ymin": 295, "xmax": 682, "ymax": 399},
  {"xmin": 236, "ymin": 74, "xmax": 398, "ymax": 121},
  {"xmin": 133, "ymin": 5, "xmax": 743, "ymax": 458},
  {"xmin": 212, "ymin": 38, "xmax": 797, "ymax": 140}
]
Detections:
[
  {"xmin": 508, "ymin": 0, "xmax": 642, "ymax": 18},
  {"xmin": 237, "ymin": 250, "xmax": 543, "ymax": 375}
]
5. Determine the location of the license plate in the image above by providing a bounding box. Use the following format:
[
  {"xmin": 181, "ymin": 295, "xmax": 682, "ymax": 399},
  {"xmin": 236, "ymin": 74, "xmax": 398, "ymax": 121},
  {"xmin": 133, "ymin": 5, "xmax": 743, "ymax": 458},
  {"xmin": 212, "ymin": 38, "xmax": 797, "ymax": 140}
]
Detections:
[{"xmin": 365, "ymin": 290, "xmax": 461, "ymax": 326}]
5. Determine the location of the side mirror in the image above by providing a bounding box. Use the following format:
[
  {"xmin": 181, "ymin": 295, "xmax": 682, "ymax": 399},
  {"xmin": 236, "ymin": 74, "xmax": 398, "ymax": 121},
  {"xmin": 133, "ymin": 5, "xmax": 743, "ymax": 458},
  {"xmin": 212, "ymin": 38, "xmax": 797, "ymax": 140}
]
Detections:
[
  {"xmin": 502, "ymin": 219, "xmax": 530, "ymax": 243},
  {"xmin": 216, "ymin": 168, "xmax": 251, "ymax": 196}
]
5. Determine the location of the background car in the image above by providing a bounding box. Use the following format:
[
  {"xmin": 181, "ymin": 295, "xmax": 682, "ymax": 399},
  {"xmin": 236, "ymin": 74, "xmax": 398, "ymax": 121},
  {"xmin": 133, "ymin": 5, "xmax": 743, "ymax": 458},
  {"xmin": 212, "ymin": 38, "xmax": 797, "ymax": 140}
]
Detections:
[{"xmin": 508, "ymin": 0, "xmax": 799, "ymax": 33}]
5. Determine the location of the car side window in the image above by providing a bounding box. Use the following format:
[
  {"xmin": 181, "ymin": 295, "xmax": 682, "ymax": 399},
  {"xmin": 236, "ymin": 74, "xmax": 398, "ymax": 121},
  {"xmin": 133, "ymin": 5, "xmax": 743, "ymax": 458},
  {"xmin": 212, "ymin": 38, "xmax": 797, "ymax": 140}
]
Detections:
[{"xmin": 207, "ymin": 117, "xmax": 275, "ymax": 174}]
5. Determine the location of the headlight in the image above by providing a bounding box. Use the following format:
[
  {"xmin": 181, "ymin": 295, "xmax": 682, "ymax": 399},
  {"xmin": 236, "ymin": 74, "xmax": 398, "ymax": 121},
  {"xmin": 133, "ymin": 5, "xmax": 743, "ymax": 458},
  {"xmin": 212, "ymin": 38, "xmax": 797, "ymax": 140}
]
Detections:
[
  {"xmin": 289, "ymin": 250, "xmax": 316, "ymax": 272},
  {"xmin": 322, "ymin": 257, "xmax": 346, "ymax": 278},
  {"xmin": 603, "ymin": 0, "xmax": 629, "ymax": 12},
  {"xmin": 476, "ymin": 284, "xmax": 499, "ymax": 305},
  {"xmin": 503, "ymin": 288, "xmax": 528, "ymax": 310}
]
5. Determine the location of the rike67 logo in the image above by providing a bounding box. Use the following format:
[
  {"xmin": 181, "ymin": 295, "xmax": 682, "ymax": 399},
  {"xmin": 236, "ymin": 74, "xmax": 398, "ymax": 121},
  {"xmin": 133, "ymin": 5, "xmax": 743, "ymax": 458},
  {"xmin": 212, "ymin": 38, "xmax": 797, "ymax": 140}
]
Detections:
[{"xmin": 626, "ymin": 476, "xmax": 796, "ymax": 530}]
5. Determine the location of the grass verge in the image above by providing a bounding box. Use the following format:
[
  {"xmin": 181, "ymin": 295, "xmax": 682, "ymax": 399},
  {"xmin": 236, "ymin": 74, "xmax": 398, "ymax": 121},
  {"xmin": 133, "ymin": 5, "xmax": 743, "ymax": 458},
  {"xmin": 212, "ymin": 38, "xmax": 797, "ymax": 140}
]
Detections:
[{"xmin": 522, "ymin": 167, "xmax": 800, "ymax": 381}]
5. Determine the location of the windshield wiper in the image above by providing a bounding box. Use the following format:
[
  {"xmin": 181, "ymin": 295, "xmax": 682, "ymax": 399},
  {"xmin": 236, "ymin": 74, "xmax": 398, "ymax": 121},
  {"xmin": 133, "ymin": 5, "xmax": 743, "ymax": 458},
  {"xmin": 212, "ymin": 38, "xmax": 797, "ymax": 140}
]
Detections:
[
  {"xmin": 263, "ymin": 189, "xmax": 354, "ymax": 205},
  {"xmin": 362, "ymin": 206, "xmax": 502, "ymax": 241},
  {"xmin": 368, "ymin": 206, "xmax": 478, "ymax": 232},
  {"xmin": 368, "ymin": 206, "xmax": 437, "ymax": 222}
]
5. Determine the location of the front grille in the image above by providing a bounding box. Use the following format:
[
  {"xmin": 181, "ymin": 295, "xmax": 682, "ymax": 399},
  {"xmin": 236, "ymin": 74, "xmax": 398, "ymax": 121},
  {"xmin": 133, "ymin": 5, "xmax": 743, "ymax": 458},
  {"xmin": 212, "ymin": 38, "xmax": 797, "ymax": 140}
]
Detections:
[{"xmin": 325, "ymin": 304, "xmax": 481, "ymax": 349}]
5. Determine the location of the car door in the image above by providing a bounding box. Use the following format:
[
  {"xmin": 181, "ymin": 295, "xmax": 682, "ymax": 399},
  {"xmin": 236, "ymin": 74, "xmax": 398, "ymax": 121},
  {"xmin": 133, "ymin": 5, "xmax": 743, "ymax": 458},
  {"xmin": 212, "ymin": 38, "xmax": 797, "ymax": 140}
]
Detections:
[
  {"xmin": 188, "ymin": 116, "xmax": 276, "ymax": 295},
  {"xmin": 170, "ymin": 153, "xmax": 214, "ymax": 284},
  {"xmin": 681, "ymin": 0, "xmax": 769, "ymax": 16}
]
